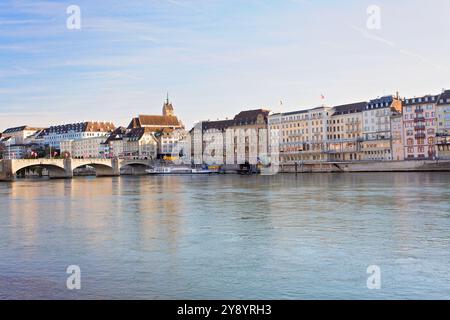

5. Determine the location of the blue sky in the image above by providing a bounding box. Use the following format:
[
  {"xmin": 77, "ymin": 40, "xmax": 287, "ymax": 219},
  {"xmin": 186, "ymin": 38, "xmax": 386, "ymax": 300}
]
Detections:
[{"xmin": 0, "ymin": 0, "xmax": 449, "ymax": 130}]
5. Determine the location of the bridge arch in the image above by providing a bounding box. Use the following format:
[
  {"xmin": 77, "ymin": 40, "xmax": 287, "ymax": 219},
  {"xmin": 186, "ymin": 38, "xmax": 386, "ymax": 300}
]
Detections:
[
  {"xmin": 119, "ymin": 160, "xmax": 152, "ymax": 175},
  {"xmin": 71, "ymin": 159, "xmax": 116, "ymax": 177},
  {"xmin": 13, "ymin": 161, "xmax": 68, "ymax": 179},
  {"xmin": 119, "ymin": 161, "xmax": 152, "ymax": 168}
]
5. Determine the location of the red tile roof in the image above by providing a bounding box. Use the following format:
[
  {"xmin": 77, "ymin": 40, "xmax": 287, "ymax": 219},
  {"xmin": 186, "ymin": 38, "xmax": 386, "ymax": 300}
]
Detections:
[{"xmin": 127, "ymin": 115, "xmax": 182, "ymax": 129}]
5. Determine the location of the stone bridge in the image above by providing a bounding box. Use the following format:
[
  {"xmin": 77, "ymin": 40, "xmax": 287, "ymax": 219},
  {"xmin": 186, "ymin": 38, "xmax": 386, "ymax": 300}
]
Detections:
[{"xmin": 0, "ymin": 159, "xmax": 154, "ymax": 181}]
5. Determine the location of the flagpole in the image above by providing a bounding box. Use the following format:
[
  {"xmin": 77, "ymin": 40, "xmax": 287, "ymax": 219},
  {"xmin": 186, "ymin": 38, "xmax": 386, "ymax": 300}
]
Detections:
[{"xmin": 320, "ymin": 94, "xmax": 326, "ymax": 106}]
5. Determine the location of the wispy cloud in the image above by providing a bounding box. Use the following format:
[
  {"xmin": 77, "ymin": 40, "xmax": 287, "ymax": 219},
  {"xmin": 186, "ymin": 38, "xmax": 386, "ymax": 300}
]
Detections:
[
  {"xmin": 348, "ymin": 23, "xmax": 448, "ymax": 71},
  {"xmin": 348, "ymin": 24, "xmax": 395, "ymax": 47},
  {"xmin": 0, "ymin": 19, "xmax": 48, "ymax": 25},
  {"xmin": 0, "ymin": 43, "xmax": 46, "ymax": 53},
  {"xmin": 166, "ymin": 0, "xmax": 192, "ymax": 8},
  {"xmin": 77, "ymin": 70, "xmax": 145, "ymax": 81},
  {"xmin": 0, "ymin": 66, "xmax": 37, "ymax": 78},
  {"xmin": 399, "ymin": 49, "xmax": 446, "ymax": 70},
  {"xmin": 5, "ymin": 0, "xmax": 66, "ymax": 16}
]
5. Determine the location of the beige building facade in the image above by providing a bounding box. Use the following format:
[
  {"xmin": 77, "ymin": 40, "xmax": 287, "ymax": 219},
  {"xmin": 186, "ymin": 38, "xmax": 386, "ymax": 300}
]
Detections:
[
  {"xmin": 121, "ymin": 128, "xmax": 158, "ymax": 160},
  {"xmin": 270, "ymin": 106, "xmax": 333, "ymax": 164},
  {"xmin": 391, "ymin": 113, "xmax": 404, "ymax": 161},
  {"xmin": 193, "ymin": 109, "xmax": 270, "ymax": 165},
  {"xmin": 270, "ymin": 104, "xmax": 365, "ymax": 163},
  {"xmin": 60, "ymin": 136, "xmax": 108, "ymax": 159},
  {"xmin": 327, "ymin": 102, "xmax": 365, "ymax": 162}
]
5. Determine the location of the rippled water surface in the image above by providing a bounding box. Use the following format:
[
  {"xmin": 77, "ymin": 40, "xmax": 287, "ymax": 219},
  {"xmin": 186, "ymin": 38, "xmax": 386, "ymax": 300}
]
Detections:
[{"xmin": 1, "ymin": 173, "xmax": 450, "ymax": 299}]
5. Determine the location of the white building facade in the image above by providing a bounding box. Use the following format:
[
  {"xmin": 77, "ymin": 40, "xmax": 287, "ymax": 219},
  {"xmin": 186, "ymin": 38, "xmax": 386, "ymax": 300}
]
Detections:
[
  {"xmin": 38, "ymin": 122, "xmax": 115, "ymax": 149},
  {"xmin": 1, "ymin": 126, "xmax": 43, "ymax": 145},
  {"xmin": 361, "ymin": 96, "xmax": 402, "ymax": 161}
]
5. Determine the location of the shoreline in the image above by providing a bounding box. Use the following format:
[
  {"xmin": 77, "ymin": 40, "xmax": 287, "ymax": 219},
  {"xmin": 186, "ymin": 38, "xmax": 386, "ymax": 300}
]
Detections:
[
  {"xmin": 274, "ymin": 159, "xmax": 450, "ymax": 173},
  {"xmin": 2, "ymin": 159, "xmax": 450, "ymax": 182}
]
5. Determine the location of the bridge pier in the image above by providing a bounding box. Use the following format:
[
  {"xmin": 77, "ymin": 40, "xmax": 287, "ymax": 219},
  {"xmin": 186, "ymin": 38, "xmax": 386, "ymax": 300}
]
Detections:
[
  {"xmin": 52, "ymin": 159, "xmax": 73, "ymax": 179},
  {"xmin": 0, "ymin": 160, "xmax": 14, "ymax": 182},
  {"xmin": 91, "ymin": 158, "xmax": 120, "ymax": 177}
]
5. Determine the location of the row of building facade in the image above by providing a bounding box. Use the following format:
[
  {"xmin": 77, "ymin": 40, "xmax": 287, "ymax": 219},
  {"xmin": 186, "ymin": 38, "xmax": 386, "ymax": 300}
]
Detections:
[
  {"xmin": 1, "ymin": 90, "xmax": 450, "ymax": 164},
  {"xmin": 0, "ymin": 98, "xmax": 187, "ymax": 160},
  {"xmin": 268, "ymin": 90, "xmax": 450, "ymax": 164}
]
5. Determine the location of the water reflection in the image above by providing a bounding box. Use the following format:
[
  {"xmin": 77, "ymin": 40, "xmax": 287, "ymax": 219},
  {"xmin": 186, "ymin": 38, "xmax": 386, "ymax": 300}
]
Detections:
[{"xmin": 0, "ymin": 173, "xmax": 450, "ymax": 299}]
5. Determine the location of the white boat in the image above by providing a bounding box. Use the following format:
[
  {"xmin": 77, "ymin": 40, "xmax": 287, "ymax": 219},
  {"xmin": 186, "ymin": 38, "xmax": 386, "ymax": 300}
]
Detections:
[
  {"xmin": 146, "ymin": 167, "xmax": 214, "ymax": 175},
  {"xmin": 191, "ymin": 168, "xmax": 215, "ymax": 174}
]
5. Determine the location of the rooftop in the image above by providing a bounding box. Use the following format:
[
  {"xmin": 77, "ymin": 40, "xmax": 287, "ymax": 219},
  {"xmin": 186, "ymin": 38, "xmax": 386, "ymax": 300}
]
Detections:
[
  {"xmin": 202, "ymin": 119, "xmax": 236, "ymax": 132},
  {"xmin": 127, "ymin": 115, "xmax": 182, "ymax": 129},
  {"xmin": 37, "ymin": 121, "xmax": 115, "ymax": 137},
  {"xmin": 201, "ymin": 109, "xmax": 270, "ymax": 132},
  {"xmin": 124, "ymin": 127, "xmax": 158, "ymax": 142},
  {"xmin": 3, "ymin": 125, "xmax": 44, "ymax": 134},
  {"xmin": 233, "ymin": 109, "xmax": 270, "ymax": 124},
  {"xmin": 332, "ymin": 102, "xmax": 367, "ymax": 115},
  {"xmin": 104, "ymin": 127, "xmax": 127, "ymax": 144},
  {"xmin": 403, "ymin": 94, "xmax": 440, "ymax": 106},
  {"xmin": 437, "ymin": 90, "xmax": 450, "ymax": 105}
]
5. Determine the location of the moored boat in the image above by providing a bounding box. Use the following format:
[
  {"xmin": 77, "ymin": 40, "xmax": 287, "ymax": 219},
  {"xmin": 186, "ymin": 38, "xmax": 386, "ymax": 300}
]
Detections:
[{"xmin": 146, "ymin": 166, "xmax": 215, "ymax": 175}]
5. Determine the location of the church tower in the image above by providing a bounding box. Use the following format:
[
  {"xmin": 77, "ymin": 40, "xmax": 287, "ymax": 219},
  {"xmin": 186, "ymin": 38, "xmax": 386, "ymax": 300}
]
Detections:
[{"xmin": 162, "ymin": 93, "xmax": 175, "ymax": 117}]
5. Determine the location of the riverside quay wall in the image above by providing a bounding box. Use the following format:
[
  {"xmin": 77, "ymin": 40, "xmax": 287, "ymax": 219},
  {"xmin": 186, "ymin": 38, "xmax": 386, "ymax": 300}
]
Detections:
[
  {"xmin": 278, "ymin": 160, "xmax": 450, "ymax": 173},
  {"xmin": 2, "ymin": 159, "xmax": 450, "ymax": 181}
]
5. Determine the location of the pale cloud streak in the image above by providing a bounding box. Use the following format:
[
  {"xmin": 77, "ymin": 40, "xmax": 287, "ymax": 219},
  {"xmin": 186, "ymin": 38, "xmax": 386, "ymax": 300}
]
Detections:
[{"xmin": 348, "ymin": 23, "xmax": 448, "ymax": 71}]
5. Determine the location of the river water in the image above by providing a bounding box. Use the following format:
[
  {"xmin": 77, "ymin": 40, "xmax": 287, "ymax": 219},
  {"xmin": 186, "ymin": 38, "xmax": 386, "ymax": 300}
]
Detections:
[{"xmin": 0, "ymin": 173, "xmax": 449, "ymax": 299}]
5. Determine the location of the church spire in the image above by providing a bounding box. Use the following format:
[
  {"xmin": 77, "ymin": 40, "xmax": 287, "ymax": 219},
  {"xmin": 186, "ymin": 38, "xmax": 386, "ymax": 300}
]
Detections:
[{"xmin": 163, "ymin": 93, "xmax": 175, "ymax": 117}]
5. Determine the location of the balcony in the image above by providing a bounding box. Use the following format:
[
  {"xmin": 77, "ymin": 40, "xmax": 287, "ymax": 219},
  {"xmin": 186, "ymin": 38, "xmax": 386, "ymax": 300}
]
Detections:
[
  {"xmin": 414, "ymin": 125, "xmax": 426, "ymax": 131},
  {"xmin": 325, "ymin": 147, "xmax": 358, "ymax": 154},
  {"xmin": 436, "ymin": 131, "xmax": 449, "ymax": 137},
  {"xmin": 415, "ymin": 108, "xmax": 424, "ymax": 114},
  {"xmin": 414, "ymin": 117, "xmax": 425, "ymax": 123},
  {"xmin": 326, "ymin": 138, "xmax": 359, "ymax": 143},
  {"xmin": 415, "ymin": 132, "xmax": 426, "ymax": 139}
]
